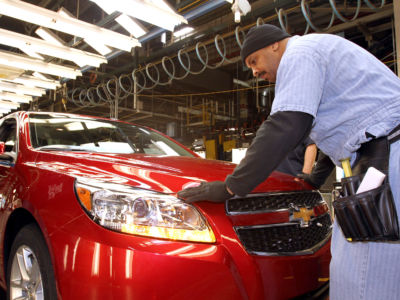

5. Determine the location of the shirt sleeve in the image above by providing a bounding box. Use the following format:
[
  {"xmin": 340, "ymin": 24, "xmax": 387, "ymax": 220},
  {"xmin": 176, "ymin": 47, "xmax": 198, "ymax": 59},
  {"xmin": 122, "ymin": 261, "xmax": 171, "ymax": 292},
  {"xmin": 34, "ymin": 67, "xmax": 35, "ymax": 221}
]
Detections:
[
  {"xmin": 225, "ymin": 111, "xmax": 314, "ymax": 196},
  {"xmin": 271, "ymin": 48, "xmax": 325, "ymax": 117},
  {"xmin": 304, "ymin": 136, "xmax": 315, "ymax": 147}
]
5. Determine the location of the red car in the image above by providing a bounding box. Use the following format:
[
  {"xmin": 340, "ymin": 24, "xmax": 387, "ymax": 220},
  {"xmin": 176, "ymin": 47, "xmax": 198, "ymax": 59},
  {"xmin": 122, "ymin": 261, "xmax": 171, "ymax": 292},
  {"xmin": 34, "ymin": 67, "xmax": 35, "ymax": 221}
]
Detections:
[{"xmin": 0, "ymin": 111, "xmax": 331, "ymax": 300}]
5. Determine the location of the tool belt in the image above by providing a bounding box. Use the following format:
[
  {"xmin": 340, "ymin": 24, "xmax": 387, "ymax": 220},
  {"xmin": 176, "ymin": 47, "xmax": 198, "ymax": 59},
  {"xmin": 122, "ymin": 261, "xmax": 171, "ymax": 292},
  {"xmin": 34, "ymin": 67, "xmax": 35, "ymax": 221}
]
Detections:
[{"xmin": 332, "ymin": 124, "xmax": 400, "ymax": 242}]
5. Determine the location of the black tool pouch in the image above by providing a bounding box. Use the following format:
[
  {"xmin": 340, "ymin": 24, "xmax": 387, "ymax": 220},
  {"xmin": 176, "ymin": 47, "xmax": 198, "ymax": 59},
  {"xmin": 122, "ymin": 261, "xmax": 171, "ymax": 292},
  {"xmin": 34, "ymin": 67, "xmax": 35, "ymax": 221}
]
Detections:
[
  {"xmin": 333, "ymin": 176, "xmax": 399, "ymax": 241},
  {"xmin": 332, "ymin": 134, "xmax": 400, "ymax": 242}
]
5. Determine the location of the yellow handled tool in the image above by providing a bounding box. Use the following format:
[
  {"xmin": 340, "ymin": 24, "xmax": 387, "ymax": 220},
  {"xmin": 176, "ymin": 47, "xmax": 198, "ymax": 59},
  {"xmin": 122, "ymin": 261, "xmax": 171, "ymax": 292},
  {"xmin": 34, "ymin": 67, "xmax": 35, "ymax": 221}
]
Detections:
[
  {"xmin": 340, "ymin": 157, "xmax": 352, "ymax": 177},
  {"xmin": 339, "ymin": 157, "xmax": 353, "ymax": 242}
]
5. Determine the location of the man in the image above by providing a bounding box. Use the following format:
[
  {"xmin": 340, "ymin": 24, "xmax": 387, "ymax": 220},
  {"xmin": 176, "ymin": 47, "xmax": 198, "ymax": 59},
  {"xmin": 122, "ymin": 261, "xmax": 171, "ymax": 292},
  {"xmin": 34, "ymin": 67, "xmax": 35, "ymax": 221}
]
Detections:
[{"xmin": 178, "ymin": 24, "xmax": 400, "ymax": 299}]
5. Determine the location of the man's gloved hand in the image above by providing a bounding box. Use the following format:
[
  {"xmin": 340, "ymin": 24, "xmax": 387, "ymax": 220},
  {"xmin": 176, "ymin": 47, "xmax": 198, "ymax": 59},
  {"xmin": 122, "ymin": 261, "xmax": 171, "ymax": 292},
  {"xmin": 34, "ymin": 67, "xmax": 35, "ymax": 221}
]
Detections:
[
  {"xmin": 296, "ymin": 173, "xmax": 321, "ymax": 189},
  {"xmin": 177, "ymin": 181, "xmax": 233, "ymax": 203}
]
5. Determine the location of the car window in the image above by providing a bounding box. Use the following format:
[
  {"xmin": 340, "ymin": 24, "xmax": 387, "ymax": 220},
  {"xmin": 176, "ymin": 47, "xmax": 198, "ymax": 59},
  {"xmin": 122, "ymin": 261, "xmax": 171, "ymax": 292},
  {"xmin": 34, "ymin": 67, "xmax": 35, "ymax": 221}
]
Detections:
[
  {"xmin": 0, "ymin": 118, "xmax": 17, "ymax": 154},
  {"xmin": 28, "ymin": 113, "xmax": 194, "ymax": 157}
]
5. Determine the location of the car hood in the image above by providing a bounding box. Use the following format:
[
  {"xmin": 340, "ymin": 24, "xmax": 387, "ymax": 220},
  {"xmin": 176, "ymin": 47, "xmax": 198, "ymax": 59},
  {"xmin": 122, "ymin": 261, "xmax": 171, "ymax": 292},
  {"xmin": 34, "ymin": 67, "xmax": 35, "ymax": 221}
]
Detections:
[{"xmin": 34, "ymin": 151, "xmax": 309, "ymax": 194}]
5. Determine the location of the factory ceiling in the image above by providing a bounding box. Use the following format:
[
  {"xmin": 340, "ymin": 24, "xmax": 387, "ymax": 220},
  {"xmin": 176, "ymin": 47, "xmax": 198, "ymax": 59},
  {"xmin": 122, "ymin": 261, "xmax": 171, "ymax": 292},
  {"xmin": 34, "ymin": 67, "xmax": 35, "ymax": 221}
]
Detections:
[{"xmin": 0, "ymin": 0, "xmax": 397, "ymax": 136}]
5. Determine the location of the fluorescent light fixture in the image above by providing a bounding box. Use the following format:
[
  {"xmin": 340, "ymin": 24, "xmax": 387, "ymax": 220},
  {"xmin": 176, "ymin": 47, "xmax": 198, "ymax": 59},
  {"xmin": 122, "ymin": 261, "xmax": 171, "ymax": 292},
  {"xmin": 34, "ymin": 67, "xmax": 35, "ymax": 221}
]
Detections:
[
  {"xmin": 116, "ymin": 14, "xmax": 147, "ymax": 38},
  {"xmin": 35, "ymin": 27, "xmax": 65, "ymax": 46},
  {"xmin": 84, "ymin": 38, "xmax": 112, "ymax": 56},
  {"xmin": 56, "ymin": 8, "xmax": 113, "ymax": 56},
  {"xmin": 173, "ymin": 27, "xmax": 194, "ymax": 37},
  {"xmin": 19, "ymin": 47, "xmax": 44, "ymax": 60},
  {"xmin": 231, "ymin": 0, "xmax": 251, "ymax": 23},
  {"xmin": 32, "ymin": 72, "xmax": 50, "ymax": 80},
  {"xmin": 0, "ymin": 50, "xmax": 82, "ymax": 79},
  {"xmin": 90, "ymin": 0, "xmax": 187, "ymax": 31},
  {"xmin": 89, "ymin": 1, "xmax": 147, "ymax": 38},
  {"xmin": 12, "ymin": 75, "xmax": 60, "ymax": 90},
  {"xmin": 0, "ymin": 0, "xmax": 141, "ymax": 52},
  {"xmin": 0, "ymin": 108, "xmax": 11, "ymax": 114},
  {"xmin": 0, "ymin": 100, "xmax": 19, "ymax": 108},
  {"xmin": 234, "ymin": 10, "xmax": 241, "ymax": 23},
  {"xmin": 0, "ymin": 64, "xmax": 24, "ymax": 80},
  {"xmin": 161, "ymin": 32, "xmax": 166, "ymax": 44},
  {"xmin": 0, "ymin": 28, "xmax": 107, "ymax": 68},
  {"xmin": 225, "ymin": 0, "xmax": 233, "ymax": 3},
  {"xmin": 0, "ymin": 81, "xmax": 45, "ymax": 97},
  {"xmin": 0, "ymin": 92, "xmax": 31, "ymax": 103}
]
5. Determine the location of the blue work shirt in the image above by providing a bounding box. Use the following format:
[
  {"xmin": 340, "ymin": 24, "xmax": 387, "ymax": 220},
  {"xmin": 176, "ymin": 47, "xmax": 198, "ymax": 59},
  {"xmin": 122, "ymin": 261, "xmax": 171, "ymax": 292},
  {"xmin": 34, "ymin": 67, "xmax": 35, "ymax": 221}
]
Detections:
[
  {"xmin": 271, "ymin": 34, "xmax": 400, "ymax": 165},
  {"xmin": 270, "ymin": 34, "xmax": 400, "ymax": 300}
]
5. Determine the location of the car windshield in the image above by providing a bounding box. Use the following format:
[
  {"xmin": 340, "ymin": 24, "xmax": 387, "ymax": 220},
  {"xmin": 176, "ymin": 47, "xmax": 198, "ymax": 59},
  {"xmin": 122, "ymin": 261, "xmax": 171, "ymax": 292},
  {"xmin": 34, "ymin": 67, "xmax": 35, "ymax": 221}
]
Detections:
[{"xmin": 28, "ymin": 113, "xmax": 194, "ymax": 157}]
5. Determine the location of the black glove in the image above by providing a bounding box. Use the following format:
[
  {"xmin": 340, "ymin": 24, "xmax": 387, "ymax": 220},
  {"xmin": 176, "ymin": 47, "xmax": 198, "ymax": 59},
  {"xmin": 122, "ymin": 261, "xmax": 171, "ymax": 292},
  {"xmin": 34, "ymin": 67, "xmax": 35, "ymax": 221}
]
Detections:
[
  {"xmin": 177, "ymin": 181, "xmax": 233, "ymax": 203},
  {"xmin": 296, "ymin": 152, "xmax": 336, "ymax": 189},
  {"xmin": 296, "ymin": 173, "xmax": 320, "ymax": 189}
]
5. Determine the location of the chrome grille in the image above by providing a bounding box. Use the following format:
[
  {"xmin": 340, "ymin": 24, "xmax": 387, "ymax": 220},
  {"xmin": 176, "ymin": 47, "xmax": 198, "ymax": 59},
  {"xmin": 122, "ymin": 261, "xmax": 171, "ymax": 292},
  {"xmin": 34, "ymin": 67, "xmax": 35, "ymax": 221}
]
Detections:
[
  {"xmin": 235, "ymin": 214, "xmax": 331, "ymax": 255},
  {"xmin": 227, "ymin": 191, "xmax": 323, "ymax": 214},
  {"xmin": 227, "ymin": 191, "xmax": 332, "ymax": 256}
]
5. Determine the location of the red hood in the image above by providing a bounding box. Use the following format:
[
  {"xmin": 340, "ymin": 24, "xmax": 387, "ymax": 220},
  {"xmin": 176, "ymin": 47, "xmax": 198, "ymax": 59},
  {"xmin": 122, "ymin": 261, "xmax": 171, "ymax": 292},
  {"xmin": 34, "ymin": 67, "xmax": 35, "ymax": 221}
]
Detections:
[{"xmin": 34, "ymin": 151, "xmax": 310, "ymax": 194}]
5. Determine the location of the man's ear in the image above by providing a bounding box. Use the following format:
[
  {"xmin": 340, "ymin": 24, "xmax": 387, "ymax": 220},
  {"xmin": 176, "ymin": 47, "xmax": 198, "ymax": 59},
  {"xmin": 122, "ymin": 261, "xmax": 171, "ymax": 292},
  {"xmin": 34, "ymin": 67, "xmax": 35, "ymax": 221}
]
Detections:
[{"xmin": 271, "ymin": 41, "xmax": 279, "ymax": 51}]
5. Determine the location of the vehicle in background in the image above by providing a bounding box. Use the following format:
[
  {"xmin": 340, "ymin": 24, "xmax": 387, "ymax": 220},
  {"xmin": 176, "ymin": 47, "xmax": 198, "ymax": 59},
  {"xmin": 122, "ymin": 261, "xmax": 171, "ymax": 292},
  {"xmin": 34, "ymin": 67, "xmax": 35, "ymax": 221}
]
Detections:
[{"xmin": 0, "ymin": 111, "xmax": 331, "ymax": 300}]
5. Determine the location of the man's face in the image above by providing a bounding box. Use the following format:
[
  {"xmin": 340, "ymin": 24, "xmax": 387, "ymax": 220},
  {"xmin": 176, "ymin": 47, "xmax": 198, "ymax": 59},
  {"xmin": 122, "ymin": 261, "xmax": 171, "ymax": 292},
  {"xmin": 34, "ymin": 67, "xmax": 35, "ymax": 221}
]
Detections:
[{"xmin": 245, "ymin": 43, "xmax": 280, "ymax": 82}]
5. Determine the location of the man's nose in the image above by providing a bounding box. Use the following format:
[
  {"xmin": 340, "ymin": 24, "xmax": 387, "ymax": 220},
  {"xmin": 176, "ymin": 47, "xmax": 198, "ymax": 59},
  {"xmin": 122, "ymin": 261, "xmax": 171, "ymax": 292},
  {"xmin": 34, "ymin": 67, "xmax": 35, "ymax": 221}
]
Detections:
[{"xmin": 252, "ymin": 69, "xmax": 258, "ymax": 77}]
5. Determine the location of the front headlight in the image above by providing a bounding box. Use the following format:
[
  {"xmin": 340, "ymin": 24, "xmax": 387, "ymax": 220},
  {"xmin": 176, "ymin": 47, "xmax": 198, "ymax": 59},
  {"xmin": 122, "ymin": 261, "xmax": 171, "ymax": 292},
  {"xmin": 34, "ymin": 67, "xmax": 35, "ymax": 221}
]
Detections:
[{"xmin": 75, "ymin": 179, "xmax": 215, "ymax": 243}]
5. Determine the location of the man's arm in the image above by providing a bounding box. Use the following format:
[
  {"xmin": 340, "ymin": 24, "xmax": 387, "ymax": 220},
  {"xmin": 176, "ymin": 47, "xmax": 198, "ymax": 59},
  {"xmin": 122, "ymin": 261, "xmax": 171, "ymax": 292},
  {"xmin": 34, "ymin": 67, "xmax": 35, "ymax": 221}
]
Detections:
[
  {"xmin": 178, "ymin": 111, "xmax": 314, "ymax": 202},
  {"xmin": 302, "ymin": 143, "xmax": 317, "ymax": 174},
  {"xmin": 225, "ymin": 111, "xmax": 313, "ymax": 196}
]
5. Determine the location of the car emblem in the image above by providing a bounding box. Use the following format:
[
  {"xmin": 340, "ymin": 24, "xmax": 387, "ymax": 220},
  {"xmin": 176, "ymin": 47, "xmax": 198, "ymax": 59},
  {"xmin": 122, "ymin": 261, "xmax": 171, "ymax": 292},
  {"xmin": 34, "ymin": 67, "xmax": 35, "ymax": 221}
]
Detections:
[{"xmin": 289, "ymin": 204, "xmax": 315, "ymax": 227}]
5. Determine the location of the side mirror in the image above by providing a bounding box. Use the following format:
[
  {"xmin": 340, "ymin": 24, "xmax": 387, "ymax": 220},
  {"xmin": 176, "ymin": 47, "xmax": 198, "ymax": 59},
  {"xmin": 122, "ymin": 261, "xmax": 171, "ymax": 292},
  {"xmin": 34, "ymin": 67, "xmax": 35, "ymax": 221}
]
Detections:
[{"xmin": 0, "ymin": 142, "xmax": 13, "ymax": 162}]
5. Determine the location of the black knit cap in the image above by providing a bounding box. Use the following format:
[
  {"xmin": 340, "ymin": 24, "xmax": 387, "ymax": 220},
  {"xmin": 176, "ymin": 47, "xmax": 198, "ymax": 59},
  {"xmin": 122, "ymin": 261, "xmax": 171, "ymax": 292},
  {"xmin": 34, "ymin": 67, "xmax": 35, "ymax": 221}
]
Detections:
[{"xmin": 241, "ymin": 24, "xmax": 291, "ymax": 64}]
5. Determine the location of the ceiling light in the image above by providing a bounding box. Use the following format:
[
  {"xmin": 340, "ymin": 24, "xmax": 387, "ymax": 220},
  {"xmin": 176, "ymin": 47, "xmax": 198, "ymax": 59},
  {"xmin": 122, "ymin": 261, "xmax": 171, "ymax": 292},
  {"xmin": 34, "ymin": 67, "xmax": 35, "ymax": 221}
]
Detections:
[
  {"xmin": 234, "ymin": 10, "xmax": 241, "ymax": 23},
  {"xmin": 0, "ymin": 92, "xmax": 31, "ymax": 103},
  {"xmin": 116, "ymin": 15, "xmax": 148, "ymax": 38},
  {"xmin": 0, "ymin": 100, "xmax": 19, "ymax": 109},
  {"xmin": 231, "ymin": 0, "xmax": 251, "ymax": 23},
  {"xmin": 36, "ymin": 27, "xmax": 88, "ymax": 66},
  {"xmin": 35, "ymin": 27, "xmax": 65, "ymax": 46},
  {"xmin": 84, "ymin": 39, "xmax": 112, "ymax": 56},
  {"xmin": 19, "ymin": 47, "xmax": 44, "ymax": 60},
  {"xmin": 0, "ymin": 50, "xmax": 82, "ymax": 79},
  {"xmin": 56, "ymin": 7, "xmax": 113, "ymax": 56},
  {"xmin": 90, "ymin": 0, "xmax": 187, "ymax": 31},
  {"xmin": 88, "ymin": 0, "xmax": 147, "ymax": 38},
  {"xmin": 173, "ymin": 27, "xmax": 194, "ymax": 37},
  {"xmin": 0, "ymin": 0, "xmax": 141, "ymax": 52},
  {"xmin": 0, "ymin": 108, "xmax": 11, "ymax": 114},
  {"xmin": 32, "ymin": 72, "xmax": 50, "ymax": 81},
  {"xmin": 12, "ymin": 76, "xmax": 60, "ymax": 90},
  {"xmin": 0, "ymin": 81, "xmax": 45, "ymax": 97},
  {"xmin": 0, "ymin": 28, "xmax": 107, "ymax": 68},
  {"xmin": 0, "ymin": 64, "xmax": 24, "ymax": 80},
  {"xmin": 161, "ymin": 32, "xmax": 167, "ymax": 44}
]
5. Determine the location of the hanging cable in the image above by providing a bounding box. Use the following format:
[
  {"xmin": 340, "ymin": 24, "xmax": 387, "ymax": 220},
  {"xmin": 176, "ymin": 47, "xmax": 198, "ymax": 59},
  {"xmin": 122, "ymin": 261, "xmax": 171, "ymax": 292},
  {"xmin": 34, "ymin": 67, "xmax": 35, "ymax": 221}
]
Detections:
[{"xmin": 64, "ymin": 0, "xmax": 388, "ymax": 108}]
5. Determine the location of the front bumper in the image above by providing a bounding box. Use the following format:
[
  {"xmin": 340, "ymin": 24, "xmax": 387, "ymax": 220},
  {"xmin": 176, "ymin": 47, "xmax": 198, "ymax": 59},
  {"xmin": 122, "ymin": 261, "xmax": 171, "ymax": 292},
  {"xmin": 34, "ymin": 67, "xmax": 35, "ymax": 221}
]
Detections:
[{"xmin": 48, "ymin": 213, "xmax": 330, "ymax": 300}]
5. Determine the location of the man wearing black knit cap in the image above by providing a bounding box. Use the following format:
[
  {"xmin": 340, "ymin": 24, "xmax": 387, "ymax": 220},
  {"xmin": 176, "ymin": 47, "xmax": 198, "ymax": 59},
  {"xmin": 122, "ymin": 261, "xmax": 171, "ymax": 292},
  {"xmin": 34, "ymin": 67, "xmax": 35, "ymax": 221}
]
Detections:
[
  {"xmin": 178, "ymin": 23, "xmax": 400, "ymax": 300},
  {"xmin": 177, "ymin": 24, "xmax": 305, "ymax": 200}
]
